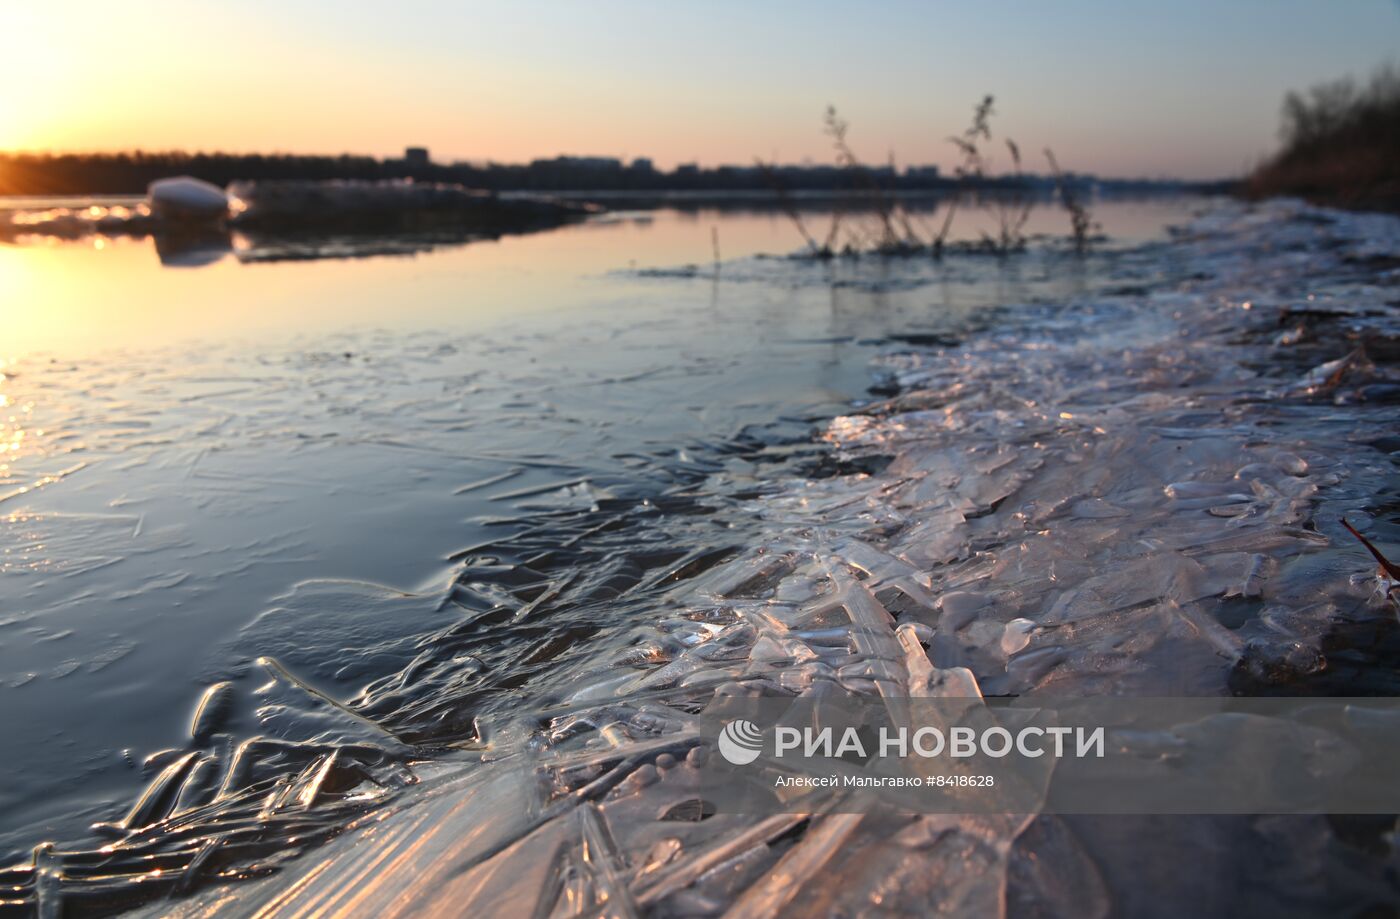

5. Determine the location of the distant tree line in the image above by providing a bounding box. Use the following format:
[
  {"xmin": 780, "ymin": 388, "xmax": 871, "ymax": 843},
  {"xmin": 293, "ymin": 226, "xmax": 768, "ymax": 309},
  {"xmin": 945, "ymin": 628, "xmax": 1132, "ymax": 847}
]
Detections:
[
  {"xmin": 1248, "ymin": 64, "xmax": 1400, "ymax": 211},
  {"xmin": 0, "ymin": 152, "xmax": 393, "ymax": 196},
  {"xmin": 0, "ymin": 149, "xmax": 1213, "ymax": 198}
]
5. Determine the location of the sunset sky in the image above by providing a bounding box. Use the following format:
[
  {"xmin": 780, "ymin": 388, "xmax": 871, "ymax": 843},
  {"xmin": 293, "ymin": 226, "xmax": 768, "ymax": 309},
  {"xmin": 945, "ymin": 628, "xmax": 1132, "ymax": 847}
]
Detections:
[{"xmin": 3, "ymin": 0, "xmax": 1397, "ymax": 179}]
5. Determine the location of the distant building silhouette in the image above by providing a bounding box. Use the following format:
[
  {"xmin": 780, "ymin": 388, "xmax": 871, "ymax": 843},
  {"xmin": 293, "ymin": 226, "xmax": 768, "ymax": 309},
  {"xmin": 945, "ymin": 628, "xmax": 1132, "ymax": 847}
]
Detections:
[
  {"xmin": 0, "ymin": 147, "xmax": 1223, "ymax": 197},
  {"xmin": 531, "ymin": 156, "xmax": 623, "ymax": 171}
]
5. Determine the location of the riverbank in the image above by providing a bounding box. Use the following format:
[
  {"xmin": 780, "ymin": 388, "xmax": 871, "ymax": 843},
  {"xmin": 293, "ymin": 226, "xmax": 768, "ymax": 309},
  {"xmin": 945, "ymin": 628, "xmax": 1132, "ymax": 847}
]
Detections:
[
  {"xmin": 5, "ymin": 198, "xmax": 1395, "ymax": 916},
  {"xmin": 10, "ymin": 200, "xmax": 1189, "ymax": 876},
  {"xmin": 1244, "ymin": 68, "xmax": 1400, "ymax": 215},
  {"xmin": 0, "ymin": 182, "xmax": 597, "ymax": 266}
]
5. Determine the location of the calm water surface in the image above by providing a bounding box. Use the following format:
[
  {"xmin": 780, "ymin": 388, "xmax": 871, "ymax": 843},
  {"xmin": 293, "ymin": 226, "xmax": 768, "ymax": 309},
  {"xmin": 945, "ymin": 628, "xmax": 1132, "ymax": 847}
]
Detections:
[{"xmin": 0, "ymin": 199, "xmax": 1203, "ymax": 858}]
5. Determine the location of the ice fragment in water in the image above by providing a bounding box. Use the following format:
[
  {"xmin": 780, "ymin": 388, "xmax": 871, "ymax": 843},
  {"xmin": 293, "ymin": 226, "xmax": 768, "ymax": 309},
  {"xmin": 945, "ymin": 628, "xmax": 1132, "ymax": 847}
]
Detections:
[
  {"xmin": 189, "ymin": 681, "xmax": 236, "ymax": 743},
  {"xmin": 119, "ymin": 751, "xmax": 200, "ymax": 830},
  {"xmin": 1000, "ymin": 618, "xmax": 1036, "ymax": 655},
  {"xmin": 147, "ymin": 176, "xmax": 230, "ymax": 221}
]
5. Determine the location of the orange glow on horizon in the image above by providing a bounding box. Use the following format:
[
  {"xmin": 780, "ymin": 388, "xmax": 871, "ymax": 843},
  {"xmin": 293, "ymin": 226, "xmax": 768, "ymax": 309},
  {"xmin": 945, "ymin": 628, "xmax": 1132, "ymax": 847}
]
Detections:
[{"xmin": 0, "ymin": 2, "xmax": 1396, "ymax": 181}]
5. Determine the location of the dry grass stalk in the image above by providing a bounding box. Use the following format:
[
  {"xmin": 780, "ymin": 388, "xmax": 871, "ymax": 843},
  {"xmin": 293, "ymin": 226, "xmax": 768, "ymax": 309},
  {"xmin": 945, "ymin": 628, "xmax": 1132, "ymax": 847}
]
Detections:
[{"xmin": 1044, "ymin": 148, "xmax": 1094, "ymax": 253}]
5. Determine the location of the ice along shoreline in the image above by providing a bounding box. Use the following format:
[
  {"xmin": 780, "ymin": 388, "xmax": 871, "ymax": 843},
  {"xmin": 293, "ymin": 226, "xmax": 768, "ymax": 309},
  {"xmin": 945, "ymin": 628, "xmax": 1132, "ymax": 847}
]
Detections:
[{"xmin": 11, "ymin": 198, "xmax": 1400, "ymax": 916}]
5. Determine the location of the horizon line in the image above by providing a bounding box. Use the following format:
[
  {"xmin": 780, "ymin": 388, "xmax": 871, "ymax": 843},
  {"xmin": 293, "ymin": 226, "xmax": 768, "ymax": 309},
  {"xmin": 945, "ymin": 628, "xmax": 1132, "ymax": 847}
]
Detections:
[{"xmin": 0, "ymin": 147, "xmax": 1239, "ymax": 185}]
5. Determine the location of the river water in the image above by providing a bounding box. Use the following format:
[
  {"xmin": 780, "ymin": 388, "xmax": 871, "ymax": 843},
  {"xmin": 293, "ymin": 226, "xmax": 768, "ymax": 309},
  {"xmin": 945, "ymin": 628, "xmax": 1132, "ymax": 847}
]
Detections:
[{"xmin": 0, "ymin": 198, "xmax": 1214, "ymax": 880}]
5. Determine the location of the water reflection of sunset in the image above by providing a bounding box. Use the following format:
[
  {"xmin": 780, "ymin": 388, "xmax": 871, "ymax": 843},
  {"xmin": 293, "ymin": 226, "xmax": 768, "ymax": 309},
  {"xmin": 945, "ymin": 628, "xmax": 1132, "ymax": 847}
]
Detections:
[{"xmin": 0, "ymin": 200, "xmax": 1196, "ymax": 358}]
